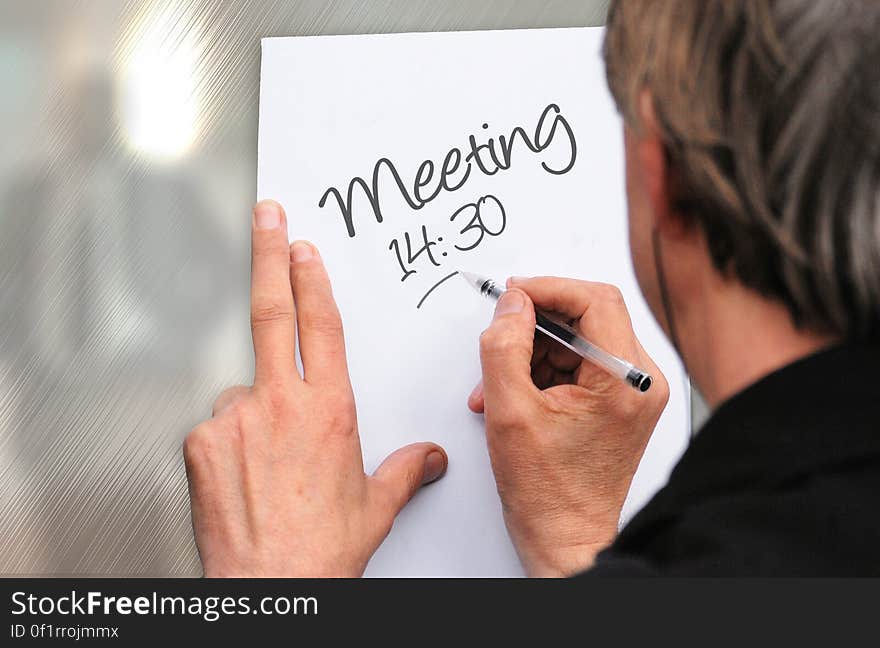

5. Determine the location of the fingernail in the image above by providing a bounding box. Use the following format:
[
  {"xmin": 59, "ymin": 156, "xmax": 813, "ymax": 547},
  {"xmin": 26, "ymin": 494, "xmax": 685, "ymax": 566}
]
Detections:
[
  {"xmin": 422, "ymin": 451, "xmax": 446, "ymax": 485},
  {"xmin": 291, "ymin": 240, "xmax": 315, "ymax": 262},
  {"xmin": 253, "ymin": 200, "xmax": 283, "ymax": 230},
  {"xmin": 507, "ymin": 276, "xmax": 529, "ymax": 287},
  {"xmin": 494, "ymin": 290, "xmax": 524, "ymax": 317}
]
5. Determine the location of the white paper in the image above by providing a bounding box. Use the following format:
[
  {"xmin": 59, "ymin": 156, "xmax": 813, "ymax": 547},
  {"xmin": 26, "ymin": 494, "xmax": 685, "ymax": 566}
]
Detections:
[{"xmin": 257, "ymin": 27, "xmax": 690, "ymax": 577}]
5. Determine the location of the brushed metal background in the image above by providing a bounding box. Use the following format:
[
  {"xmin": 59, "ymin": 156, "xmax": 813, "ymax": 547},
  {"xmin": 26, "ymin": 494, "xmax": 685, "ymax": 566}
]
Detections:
[{"xmin": 0, "ymin": 0, "xmax": 627, "ymax": 575}]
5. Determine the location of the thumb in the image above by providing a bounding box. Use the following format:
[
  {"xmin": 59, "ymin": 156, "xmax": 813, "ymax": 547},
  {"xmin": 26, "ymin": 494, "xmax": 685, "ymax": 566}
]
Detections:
[
  {"xmin": 479, "ymin": 289, "xmax": 540, "ymax": 416},
  {"xmin": 371, "ymin": 442, "xmax": 448, "ymax": 516}
]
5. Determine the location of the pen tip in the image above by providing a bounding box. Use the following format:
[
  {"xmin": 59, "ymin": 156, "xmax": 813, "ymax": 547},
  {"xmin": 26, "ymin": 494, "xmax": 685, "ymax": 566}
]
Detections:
[{"xmin": 457, "ymin": 270, "xmax": 482, "ymax": 291}]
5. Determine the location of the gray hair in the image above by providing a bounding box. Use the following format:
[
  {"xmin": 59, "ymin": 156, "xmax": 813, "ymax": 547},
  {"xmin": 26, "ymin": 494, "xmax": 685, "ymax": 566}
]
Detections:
[{"xmin": 604, "ymin": 0, "xmax": 880, "ymax": 339}]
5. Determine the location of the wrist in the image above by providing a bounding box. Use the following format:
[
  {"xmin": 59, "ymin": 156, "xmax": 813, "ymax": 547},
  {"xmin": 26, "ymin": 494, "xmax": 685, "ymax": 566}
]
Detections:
[
  {"xmin": 501, "ymin": 498, "xmax": 622, "ymax": 577},
  {"xmin": 524, "ymin": 537, "xmax": 615, "ymax": 577},
  {"xmin": 513, "ymin": 520, "xmax": 618, "ymax": 577}
]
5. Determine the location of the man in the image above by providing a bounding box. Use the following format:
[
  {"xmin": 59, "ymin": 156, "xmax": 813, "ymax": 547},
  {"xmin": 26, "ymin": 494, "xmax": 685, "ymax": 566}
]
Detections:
[{"xmin": 183, "ymin": 0, "xmax": 880, "ymax": 576}]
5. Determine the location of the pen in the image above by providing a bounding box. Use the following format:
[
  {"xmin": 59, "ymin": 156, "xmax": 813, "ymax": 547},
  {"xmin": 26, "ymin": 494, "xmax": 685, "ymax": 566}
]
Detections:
[{"xmin": 459, "ymin": 271, "xmax": 653, "ymax": 392}]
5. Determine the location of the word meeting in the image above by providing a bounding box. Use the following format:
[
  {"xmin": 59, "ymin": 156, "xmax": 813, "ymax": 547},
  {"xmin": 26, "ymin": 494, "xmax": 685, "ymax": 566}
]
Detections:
[{"xmin": 318, "ymin": 102, "xmax": 579, "ymax": 308}]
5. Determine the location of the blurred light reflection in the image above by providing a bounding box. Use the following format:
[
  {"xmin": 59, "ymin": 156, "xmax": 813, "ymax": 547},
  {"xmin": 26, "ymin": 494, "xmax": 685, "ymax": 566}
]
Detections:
[{"xmin": 118, "ymin": 5, "xmax": 203, "ymax": 161}]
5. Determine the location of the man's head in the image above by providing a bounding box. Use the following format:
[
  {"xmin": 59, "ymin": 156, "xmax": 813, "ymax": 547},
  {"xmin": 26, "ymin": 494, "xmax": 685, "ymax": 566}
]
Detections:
[{"xmin": 604, "ymin": 0, "xmax": 880, "ymax": 344}]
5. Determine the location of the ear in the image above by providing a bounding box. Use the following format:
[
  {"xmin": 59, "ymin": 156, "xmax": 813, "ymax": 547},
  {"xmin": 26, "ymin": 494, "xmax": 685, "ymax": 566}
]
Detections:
[{"xmin": 634, "ymin": 90, "xmax": 689, "ymax": 240}]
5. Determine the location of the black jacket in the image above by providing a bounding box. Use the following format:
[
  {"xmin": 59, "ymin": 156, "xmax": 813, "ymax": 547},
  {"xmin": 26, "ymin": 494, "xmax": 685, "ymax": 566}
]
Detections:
[{"xmin": 586, "ymin": 343, "xmax": 880, "ymax": 576}]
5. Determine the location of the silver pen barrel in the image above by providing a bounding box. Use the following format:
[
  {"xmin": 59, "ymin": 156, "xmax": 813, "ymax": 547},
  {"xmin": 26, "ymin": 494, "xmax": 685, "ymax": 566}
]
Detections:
[{"xmin": 460, "ymin": 271, "xmax": 652, "ymax": 392}]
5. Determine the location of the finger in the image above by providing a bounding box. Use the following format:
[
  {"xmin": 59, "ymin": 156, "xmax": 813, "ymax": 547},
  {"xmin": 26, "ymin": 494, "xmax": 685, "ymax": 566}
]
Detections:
[
  {"xmin": 546, "ymin": 343, "xmax": 581, "ymax": 372},
  {"xmin": 509, "ymin": 277, "xmax": 638, "ymax": 359},
  {"xmin": 467, "ymin": 379, "xmax": 484, "ymax": 413},
  {"xmin": 371, "ymin": 442, "xmax": 448, "ymax": 516},
  {"xmin": 183, "ymin": 421, "xmax": 246, "ymax": 543},
  {"xmin": 508, "ymin": 276, "xmax": 630, "ymax": 323},
  {"xmin": 531, "ymin": 335, "xmax": 550, "ymax": 369},
  {"xmin": 531, "ymin": 361, "xmax": 556, "ymax": 390},
  {"xmin": 289, "ymin": 241, "xmax": 351, "ymax": 387},
  {"xmin": 251, "ymin": 200, "xmax": 299, "ymax": 386},
  {"xmin": 479, "ymin": 289, "xmax": 541, "ymax": 422},
  {"xmin": 553, "ymin": 369, "xmax": 576, "ymax": 386},
  {"xmin": 212, "ymin": 385, "xmax": 250, "ymax": 416}
]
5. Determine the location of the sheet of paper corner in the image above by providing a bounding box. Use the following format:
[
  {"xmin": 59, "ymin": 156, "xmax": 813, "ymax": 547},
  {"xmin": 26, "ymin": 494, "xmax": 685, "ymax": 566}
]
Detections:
[{"xmin": 257, "ymin": 27, "xmax": 690, "ymax": 576}]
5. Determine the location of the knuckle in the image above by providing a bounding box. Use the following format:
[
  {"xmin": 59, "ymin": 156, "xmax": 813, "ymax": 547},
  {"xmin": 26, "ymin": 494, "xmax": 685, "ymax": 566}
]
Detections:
[
  {"xmin": 213, "ymin": 386, "xmax": 246, "ymax": 412},
  {"xmin": 336, "ymin": 389, "xmax": 357, "ymax": 415},
  {"xmin": 322, "ymin": 405, "xmax": 356, "ymax": 437},
  {"xmin": 652, "ymin": 373, "xmax": 671, "ymax": 409},
  {"xmin": 183, "ymin": 423, "xmax": 213, "ymax": 461},
  {"xmin": 597, "ymin": 282, "xmax": 625, "ymax": 304},
  {"xmin": 486, "ymin": 403, "xmax": 530, "ymax": 433},
  {"xmin": 617, "ymin": 392, "xmax": 642, "ymax": 420},
  {"xmin": 263, "ymin": 384, "xmax": 294, "ymax": 416},
  {"xmin": 479, "ymin": 325, "xmax": 518, "ymax": 356},
  {"xmin": 221, "ymin": 384, "xmax": 246, "ymax": 399},
  {"xmin": 402, "ymin": 463, "xmax": 423, "ymax": 494},
  {"xmin": 250, "ymin": 300, "xmax": 293, "ymax": 329},
  {"xmin": 252, "ymin": 238, "xmax": 289, "ymax": 258},
  {"xmin": 225, "ymin": 397, "xmax": 249, "ymax": 420},
  {"xmin": 541, "ymin": 394, "xmax": 572, "ymax": 420},
  {"xmin": 228, "ymin": 395, "xmax": 263, "ymax": 424},
  {"xmin": 299, "ymin": 308, "xmax": 343, "ymax": 336}
]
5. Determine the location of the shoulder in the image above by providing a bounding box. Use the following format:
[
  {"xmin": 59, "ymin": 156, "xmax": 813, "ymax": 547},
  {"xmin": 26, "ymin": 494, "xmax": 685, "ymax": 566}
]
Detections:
[{"xmin": 578, "ymin": 460, "xmax": 880, "ymax": 577}]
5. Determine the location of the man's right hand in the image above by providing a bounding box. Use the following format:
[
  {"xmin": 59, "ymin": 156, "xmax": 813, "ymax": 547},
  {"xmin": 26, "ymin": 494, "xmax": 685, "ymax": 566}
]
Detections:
[{"xmin": 469, "ymin": 277, "xmax": 669, "ymax": 577}]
